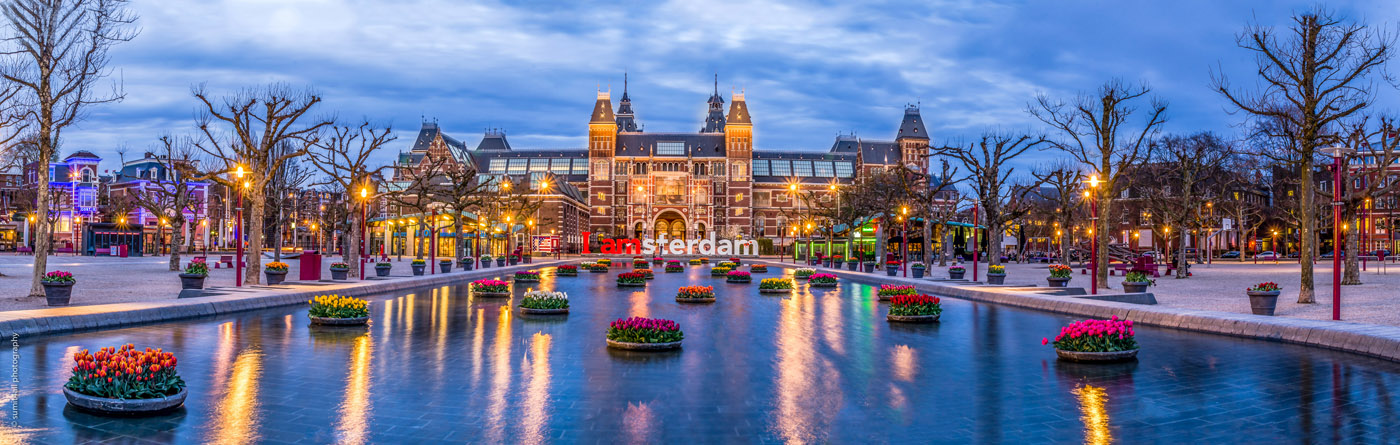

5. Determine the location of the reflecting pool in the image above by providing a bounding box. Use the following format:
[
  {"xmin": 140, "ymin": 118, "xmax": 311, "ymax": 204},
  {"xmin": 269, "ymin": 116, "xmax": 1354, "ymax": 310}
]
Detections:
[{"xmin": 3, "ymin": 264, "xmax": 1399, "ymax": 443}]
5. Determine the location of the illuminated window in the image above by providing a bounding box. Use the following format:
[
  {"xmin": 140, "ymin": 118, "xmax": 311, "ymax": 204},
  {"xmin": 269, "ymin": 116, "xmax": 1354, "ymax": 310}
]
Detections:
[
  {"xmin": 572, "ymin": 159, "xmax": 588, "ymax": 175},
  {"xmin": 753, "ymin": 160, "xmax": 769, "ymax": 176},
  {"xmin": 792, "ymin": 161, "xmax": 813, "ymax": 177},
  {"xmin": 550, "ymin": 158, "xmax": 571, "ymax": 174},
  {"xmin": 489, "ymin": 159, "xmax": 507, "ymax": 172},
  {"xmin": 657, "ymin": 142, "xmax": 685, "ymax": 156},
  {"xmin": 592, "ymin": 161, "xmax": 610, "ymax": 179},
  {"xmin": 507, "ymin": 159, "xmax": 527, "ymax": 175},
  {"xmin": 834, "ymin": 162, "xmax": 854, "ymax": 177},
  {"xmin": 814, "ymin": 161, "xmax": 834, "ymax": 177},
  {"xmin": 770, "ymin": 160, "xmax": 791, "ymax": 176},
  {"xmin": 528, "ymin": 159, "xmax": 549, "ymax": 172}
]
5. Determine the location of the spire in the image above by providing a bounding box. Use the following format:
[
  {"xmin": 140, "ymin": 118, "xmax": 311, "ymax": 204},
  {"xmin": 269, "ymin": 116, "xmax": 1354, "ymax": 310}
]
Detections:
[
  {"xmin": 702, "ymin": 73, "xmax": 726, "ymax": 133},
  {"xmin": 896, "ymin": 103, "xmax": 929, "ymax": 140},
  {"xmin": 727, "ymin": 88, "xmax": 750, "ymax": 125},
  {"xmin": 616, "ymin": 72, "xmax": 639, "ymax": 132}
]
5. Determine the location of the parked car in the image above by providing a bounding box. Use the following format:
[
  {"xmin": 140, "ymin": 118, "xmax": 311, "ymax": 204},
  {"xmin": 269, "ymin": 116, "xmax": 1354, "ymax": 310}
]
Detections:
[
  {"xmin": 1220, "ymin": 251, "xmax": 1241, "ymax": 259},
  {"xmin": 1255, "ymin": 251, "xmax": 1279, "ymax": 260},
  {"xmin": 1368, "ymin": 249, "xmax": 1391, "ymax": 258},
  {"xmin": 1320, "ymin": 251, "xmax": 1335, "ymax": 259}
]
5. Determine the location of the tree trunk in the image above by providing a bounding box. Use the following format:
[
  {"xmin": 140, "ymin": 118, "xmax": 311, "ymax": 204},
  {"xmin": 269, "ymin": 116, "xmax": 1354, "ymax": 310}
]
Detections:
[
  {"xmin": 345, "ymin": 210, "xmax": 361, "ymax": 277},
  {"xmin": 1343, "ymin": 207, "xmax": 1361, "ymax": 285},
  {"xmin": 244, "ymin": 187, "xmax": 265, "ymax": 285},
  {"xmin": 1298, "ymin": 163, "xmax": 1317, "ymax": 303},
  {"xmin": 28, "ymin": 168, "xmax": 51, "ymax": 298},
  {"xmin": 986, "ymin": 213, "xmax": 1003, "ymax": 266},
  {"xmin": 168, "ymin": 217, "xmax": 185, "ymax": 271},
  {"xmin": 875, "ymin": 220, "xmax": 886, "ymax": 263},
  {"xmin": 1176, "ymin": 231, "xmax": 1189, "ymax": 279},
  {"xmin": 1095, "ymin": 193, "xmax": 1111, "ymax": 289},
  {"xmin": 1058, "ymin": 217, "xmax": 1070, "ymax": 266}
]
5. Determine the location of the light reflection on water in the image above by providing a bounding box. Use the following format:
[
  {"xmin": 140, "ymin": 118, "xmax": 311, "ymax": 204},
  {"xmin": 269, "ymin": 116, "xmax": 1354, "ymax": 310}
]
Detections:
[{"xmin": 7, "ymin": 264, "xmax": 1400, "ymax": 442}]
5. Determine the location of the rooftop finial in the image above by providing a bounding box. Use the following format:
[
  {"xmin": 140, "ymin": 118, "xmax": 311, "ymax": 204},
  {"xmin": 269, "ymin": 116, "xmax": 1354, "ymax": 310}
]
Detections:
[
  {"xmin": 714, "ymin": 73, "xmax": 718, "ymax": 95},
  {"xmin": 624, "ymin": 71, "xmax": 629, "ymax": 94}
]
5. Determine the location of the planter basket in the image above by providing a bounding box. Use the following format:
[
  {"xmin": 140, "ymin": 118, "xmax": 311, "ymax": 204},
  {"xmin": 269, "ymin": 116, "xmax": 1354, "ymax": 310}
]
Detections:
[
  {"xmin": 617, "ymin": 282, "xmax": 647, "ymax": 287},
  {"xmin": 912, "ymin": 268, "xmax": 925, "ymax": 279},
  {"xmin": 265, "ymin": 270, "xmax": 288, "ymax": 285},
  {"xmin": 519, "ymin": 307, "xmax": 569, "ymax": 315},
  {"xmin": 1122, "ymin": 281, "xmax": 1150, "ymax": 293},
  {"xmin": 986, "ymin": 273, "xmax": 1006, "ymax": 285},
  {"xmin": 1056, "ymin": 348, "xmax": 1139, "ymax": 362},
  {"xmin": 375, "ymin": 266, "xmax": 392, "ymax": 277},
  {"xmin": 1047, "ymin": 276, "xmax": 1071, "ymax": 287},
  {"xmin": 330, "ymin": 269, "xmax": 350, "ymax": 280},
  {"xmin": 310, "ymin": 315, "xmax": 369, "ymax": 326},
  {"xmin": 759, "ymin": 288, "xmax": 792, "ymax": 294},
  {"xmin": 475, "ymin": 291, "xmax": 511, "ymax": 298},
  {"xmin": 607, "ymin": 339, "xmax": 682, "ymax": 351},
  {"xmin": 676, "ymin": 296, "xmax": 716, "ymax": 304},
  {"xmin": 411, "ymin": 265, "xmax": 425, "ymax": 276},
  {"xmin": 887, "ymin": 314, "xmax": 940, "ymax": 323},
  {"xmin": 810, "ymin": 282, "xmax": 838, "ymax": 288},
  {"xmin": 1248, "ymin": 290, "xmax": 1281, "ymax": 316},
  {"xmin": 179, "ymin": 273, "xmax": 206, "ymax": 290},
  {"xmin": 64, "ymin": 387, "xmax": 187, "ymax": 416},
  {"xmin": 42, "ymin": 281, "xmax": 74, "ymax": 306},
  {"xmin": 949, "ymin": 271, "xmax": 965, "ymax": 280}
]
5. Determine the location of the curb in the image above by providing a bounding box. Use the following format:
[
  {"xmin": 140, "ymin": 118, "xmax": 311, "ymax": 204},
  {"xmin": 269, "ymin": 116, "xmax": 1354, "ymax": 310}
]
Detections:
[
  {"xmin": 753, "ymin": 259, "xmax": 1400, "ymax": 363},
  {"xmin": 0, "ymin": 260, "xmax": 568, "ymax": 339}
]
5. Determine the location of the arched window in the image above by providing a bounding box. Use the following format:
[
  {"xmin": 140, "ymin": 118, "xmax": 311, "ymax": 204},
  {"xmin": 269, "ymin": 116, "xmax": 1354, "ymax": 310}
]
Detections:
[
  {"xmin": 731, "ymin": 162, "xmax": 746, "ymax": 180},
  {"xmin": 81, "ymin": 168, "xmax": 93, "ymax": 183}
]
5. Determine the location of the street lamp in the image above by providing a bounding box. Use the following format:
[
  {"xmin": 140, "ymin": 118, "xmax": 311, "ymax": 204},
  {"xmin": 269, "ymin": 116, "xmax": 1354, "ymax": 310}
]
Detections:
[
  {"xmin": 1321, "ymin": 145, "xmax": 1356, "ymax": 320},
  {"xmin": 901, "ymin": 206, "xmax": 909, "ymax": 277},
  {"xmin": 1084, "ymin": 174, "xmax": 1100, "ymax": 294},
  {"xmin": 359, "ymin": 186, "xmax": 369, "ymax": 281},
  {"xmin": 234, "ymin": 165, "xmax": 246, "ymax": 287}
]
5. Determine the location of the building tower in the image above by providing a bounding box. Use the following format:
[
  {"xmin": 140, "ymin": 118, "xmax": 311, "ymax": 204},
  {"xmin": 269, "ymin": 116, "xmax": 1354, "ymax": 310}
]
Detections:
[
  {"xmin": 588, "ymin": 90, "xmax": 618, "ymax": 238},
  {"xmin": 724, "ymin": 90, "xmax": 753, "ymax": 237},
  {"xmin": 896, "ymin": 104, "xmax": 930, "ymax": 172},
  {"xmin": 616, "ymin": 73, "xmax": 640, "ymax": 132},
  {"xmin": 701, "ymin": 74, "xmax": 726, "ymax": 133}
]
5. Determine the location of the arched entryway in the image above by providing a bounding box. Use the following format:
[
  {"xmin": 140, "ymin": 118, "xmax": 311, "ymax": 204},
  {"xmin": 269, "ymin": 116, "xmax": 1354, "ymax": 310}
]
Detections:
[{"xmin": 654, "ymin": 211, "xmax": 686, "ymax": 240}]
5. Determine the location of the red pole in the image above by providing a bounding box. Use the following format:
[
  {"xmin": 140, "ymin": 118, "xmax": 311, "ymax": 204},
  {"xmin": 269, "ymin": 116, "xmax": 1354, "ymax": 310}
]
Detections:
[
  {"xmin": 430, "ymin": 210, "xmax": 437, "ymax": 275},
  {"xmin": 1090, "ymin": 199, "xmax": 1098, "ymax": 295},
  {"xmin": 972, "ymin": 205, "xmax": 979, "ymax": 282},
  {"xmin": 1333, "ymin": 156, "xmax": 1343, "ymax": 321},
  {"xmin": 359, "ymin": 199, "xmax": 367, "ymax": 280},
  {"xmin": 902, "ymin": 217, "xmax": 908, "ymax": 277},
  {"xmin": 235, "ymin": 189, "xmax": 243, "ymax": 287}
]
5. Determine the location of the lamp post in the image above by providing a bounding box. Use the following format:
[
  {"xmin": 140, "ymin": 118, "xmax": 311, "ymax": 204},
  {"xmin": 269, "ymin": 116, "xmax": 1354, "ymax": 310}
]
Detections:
[
  {"xmin": 359, "ymin": 186, "xmax": 368, "ymax": 281},
  {"xmin": 972, "ymin": 204, "xmax": 979, "ymax": 282},
  {"xmin": 234, "ymin": 165, "xmax": 246, "ymax": 287},
  {"xmin": 901, "ymin": 206, "xmax": 909, "ymax": 277},
  {"xmin": 73, "ymin": 215, "xmax": 81, "ymax": 256},
  {"xmin": 1272, "ymin": 230, "xmax": 1279, "ymax": 264},
  {"xmin": 1085, "ymin": 174, "xmax": 1100, "ymax": 294},
  {"xmin": 1321, "ymin": 145, "xmax": 1355, "ymax": 321}
]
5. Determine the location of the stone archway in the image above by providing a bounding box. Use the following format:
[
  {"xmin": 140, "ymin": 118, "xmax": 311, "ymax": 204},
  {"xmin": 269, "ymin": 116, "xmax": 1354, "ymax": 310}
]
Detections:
[{"xmin": 654, "ymin": 211, "xmax": 686, "ymax": 241}]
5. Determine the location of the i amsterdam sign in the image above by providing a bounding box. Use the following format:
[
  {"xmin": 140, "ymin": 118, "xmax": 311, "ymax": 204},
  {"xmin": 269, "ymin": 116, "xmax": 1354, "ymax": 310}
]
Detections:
[{"xmin": 583, "ymin": 231, "xmax": 760, "ymax": 256}]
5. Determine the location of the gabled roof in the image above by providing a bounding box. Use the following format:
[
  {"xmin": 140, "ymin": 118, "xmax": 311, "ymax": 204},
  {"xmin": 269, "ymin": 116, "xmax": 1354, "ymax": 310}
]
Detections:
[
  {"xmin": 476, "ymin": 131, "xmax": 512, "ymax": 151},
  {"xmin": 590, "ymin": 92, "xmax": 615, "ymax": 124},
  {"xmin": 65, "ymin": 150, "xmax": 101, "ymax": 161},
  {"xmin": 726, "ymin": 93, "xmax": 751, "ymax": 125},
  {"xmin": 896, "ymin": 105, "xmax": 929, "ymax": 140}
]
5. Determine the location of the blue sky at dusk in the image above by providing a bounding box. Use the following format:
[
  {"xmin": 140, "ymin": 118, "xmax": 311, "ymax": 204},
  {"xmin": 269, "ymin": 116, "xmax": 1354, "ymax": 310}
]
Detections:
[{"xmin": 68, "ymin": 0, "xmax": 1400, "ymax": 174}]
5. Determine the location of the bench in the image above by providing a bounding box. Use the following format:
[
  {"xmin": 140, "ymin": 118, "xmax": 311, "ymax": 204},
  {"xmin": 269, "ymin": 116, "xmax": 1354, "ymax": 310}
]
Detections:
[
  {"xmin": 213, "ymin": 255, "xmax": 244, "ymax": 269},
  {"xmin": 94, "ymin": 247, "xmax": 111, "ymax": 256},
  {"xmin": 16, "ymin": 246, "xmax": 31, "ymax": 255}
]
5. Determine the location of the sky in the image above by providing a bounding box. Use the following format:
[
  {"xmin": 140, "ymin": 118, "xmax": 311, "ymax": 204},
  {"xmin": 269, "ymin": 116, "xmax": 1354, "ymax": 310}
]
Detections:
[{"xmin": 60, "ymin": 0, "xmax": 1400, "ymax": 177}]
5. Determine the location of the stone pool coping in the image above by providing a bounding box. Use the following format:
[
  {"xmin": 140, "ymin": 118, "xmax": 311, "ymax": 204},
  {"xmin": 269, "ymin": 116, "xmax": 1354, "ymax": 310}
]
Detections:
[
  {"xmin": 0, "ymin": 260, "xmax": 566, "ymax": 338},
  {"xmin": 755, "ymin": 260, "xmax": 1400, "ymax": 364}
]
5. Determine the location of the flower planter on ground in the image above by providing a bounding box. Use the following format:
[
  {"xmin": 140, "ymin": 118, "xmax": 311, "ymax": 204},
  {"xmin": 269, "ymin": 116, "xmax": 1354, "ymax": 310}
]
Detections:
[
  {"xmin": 862, "ymin": 262, "xmax": 876, "ymax": 273},
  {"xmin": 264, "ymin": 261, "xmax": 289, "ymax": 285},
  {"xmin": 617, "ymin": 272, "xmax": 647, "ymax": 287},
  {"xmin": 375, "ymin": 263, "xmax": 392, "ymax": 277},
  {"xmin": 1047, "ymin": 264, "xmax": 1072, "ymax": 287},
  {"xmin": 472, "ymin": 279, "xmax": 511, "ymax": 297},
  {"xmin": 523, "ymin": 255, "xmax": 532, "ymax": 264},
  {"xmin": 480, "ymin": 256, "xmax": 492, "ymax": 268},
  {"xmin": 809, "ymin": 273, "xmax": 838, "ymax": 287},
  {"xmin": 496, "ymin": 257, "xmax": 507, "ymax": 267},
  {"xmin": 948, "ymin": 266, "xmax": 966, "ymax": 280},
  {"xmin": 759, "ymin": 278, "xmax": 794, "ymax": 293},
  {"xmin": 509, "ymin": 256, "xmax": 520, "ymax": 266},
  {"xmin": 411, "ymin": 260, "xmax": 426, "ymax": 276},
  {"xmin": 1247, "ymin": 282, "xmax": 1282, "ymax": 316},
  {"xmin": 41, "ymin": 271, "xmax": 75, "ymax": 306},
  {"xmin": 846, "ymin": 260, "xmax": 859, "ymax": 271},
  {"xmin": 885, "ymin": 262, "xmax": 900, "ymax": 276},
  {"xmin": 330, "ymin": 269, "xmax": 349, "ymax": 280},
  {"xmin": 606, "ymin": 317, "xmax": 683, "ymax": 351},
  {"xmin": 986, "ymin": 265, "xmax": 1005, "ymax": 285},
  {"xmin": 1121, "ymin": 270, "xmax": 1153, "ymax": 293},
  {"xmin": 887, "ymin": 294, "xmax": 942, "ymax": 323},
  {"xmin": 64, "ymin": 345, "xmax": 185, "ymax": 416},
  {"xmin": 1047, "ymin": 277, "xmax": 1071, "ymax": 287},
  {"xmin": 460, "ymin": 259, "xmax": 474, "ymax": 271},
  {"xmin": 911, "ymin": 264, "xmax": 926, "ymax": 279},
  {"xmin": 180, "ymin": 259, "xmax": 208, "ymax": 289},
  {"xmin": 519, "ymin": 290, "xmax": 569, "ymax": 315},
  {"xmin": 439, "ymin": 260, "xmax": 452, "ymax": 273},
  {"xmin": 675, "ymin": 285, "xmax": 715, "ymax": 303},
  {"xmin": 308, "ymin": 295, "xmax": 370, "ymax": 325},
  {"xmin": 876, "ymin": 284, "xmax": 916, "ymax": 302},
  {"xmin": 1045, "ymin": 316, "xmax": 1139, "ymax": 363}
]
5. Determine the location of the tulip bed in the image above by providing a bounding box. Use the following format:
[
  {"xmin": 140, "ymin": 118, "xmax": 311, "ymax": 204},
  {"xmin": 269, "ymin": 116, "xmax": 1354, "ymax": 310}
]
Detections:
[
  {"xmin": 710, "ymin": 266, "xmax": 732, "ymax": 277},
  {"xmin": 514, "ymin": 271, "xmax": 541, "ymax": 282},
  {"xmin": 676, "ymin": 285, "xmax": 715, "ymax": 300},
  {"xmin": 66, "ymin": 345, "xmax": 185, "ymax": 400},
  {"xmin": 617, "ymin": 272, "xmax": 647, "ymax": 286},
  {"xmin": 1049, "ymin": 264, "xmax": 1073, "ymax": 278},
  {"xmin": 689, "ymin": 259, "xmax": 703, "ymax": 265},
  {"xmin": 520, "ymin": 290, "xmax": 569, "ymax": 310},
  {"xmin": 1046, "ymin": 316, "xmax": 1138, "ymax": 352},
  {"xmin": 471, "ymin": 279, "xmax": 510, "ymax": 294},
  {"xmin": 308, "ymin": 294, "xmax": 370, "ymax": 318},
  {"xmin": 809, "ymin": 273, "xmax": 838, "ymax": 286},
  {"xmin": 665, "ymin": 261, "xmax": 684, "ymax": 273},
  {"xmin": 588, "ymin": 263, "xmax": 610, "ymax": 273},
  {"xmin": 329, "ymin": 262, "xmax": 350, "ymax": 271},
  {"xmin": 632, "ymin": 268, "xmax": 655, "ymax": 279},
  {"xmin": 759, "ymin": 278, "xmax": 794, "ymax": 290},
  {"xmin": 726, "ymin": 270, "xmax": 752, "ymax": 283},
  {"xmin": 877, "ymin": 284, "xmax": 916, "ymax": 298},
  {"xmin": 557, "ymin": 265, "xmax": 578, "ymax": 276},
  {"xmin": 717, "ymin": 261, "xmax": 737, "ymax": 269},
  {"xmin": 749, "ymin": 264, "xmax": 768, "ymax": 273},
  {"xmin": 888, "ymin": 294, "xmax": 942, "ymax": 317},
  {"xmin": 607, "ymin": 317, "xmax": 684, "ymax": 343},
  {"xmin": 794, "ymin": 268, "xmax": 815, "ymax": 279}
]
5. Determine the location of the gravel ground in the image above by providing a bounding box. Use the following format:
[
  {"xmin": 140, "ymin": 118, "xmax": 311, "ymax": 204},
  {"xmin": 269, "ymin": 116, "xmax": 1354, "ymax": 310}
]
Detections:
[
  {"xmin": 0, "ymin": 253, "xmax": 453, "ymax": 311},
  {"xmin": 920, "ymin": 259, "xmax": 1400, "ymax": 326}
]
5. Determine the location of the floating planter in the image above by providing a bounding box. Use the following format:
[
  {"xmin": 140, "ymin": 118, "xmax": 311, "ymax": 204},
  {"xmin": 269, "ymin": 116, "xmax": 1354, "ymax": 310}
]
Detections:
[
  {"xmin": 710, "ymin": 266, "xmax": 732, "ymax": 277},
  {"xmin": 794, "ymin": 268, "xmax": 816, "ymax": 279},
  {"xmin": 633, "ymin": 259, "xmax": 650, "ymax": 268},
  {"xmin": 665, "ymin": 261, "xmax": 685, "ymax": 273},
  {"xmin": 308, "ymin": 294, "xmax": 370, "ymax": 325},
  {"xmin": 472, "ymin": 279, "xmax": 511, "ymax": 297},
  {"xmin": 717, "ymin": 261, "xmax": 738, "ymax": 269},
  {"xmin": 329, "ymin": 262, "xmax": 351, "ymax": 280},
  {"xmin": 876, "ymin": 284, "xmax": 916, "ymax": 302},
  {"xmin": 632, "ymin": 268, "xmax": 655, "ymax": 280},
  {"xmin": 887, "ymin": 294, "xmax": 942, "ymax": 323},
  {"xmin": 41, "ymin": 270, "xmax": 76, "ymax": 306},
  {"xmin": 749, "ymin": 264, "xmax": 768, "ymax": 273},
  {"xmin": 588, "ymin": 263, "xmax": 610, "ymax": 273},
  {"xmin": 652, "ymin": 257, "xmax": 665, "ymax": 266},
  {"xmin": 1047, "ymin": 264, "xmax": 1072, "ymax": 287},
  {"xmin": 676, "ymin": 285, "xmax": 716, "ymax": 303},
  {"xmin": 411, "ymin": 259, "xmax": 427, "ymax": 275},
  {"xmin": 514, "ymin": 270, "xmax": 541, "ymax": 282},
  {"xmin": 1247, "ymin": 282, "xmax": 1282, "ymax": 316},
  {"xmin": 809, "ymin": 273, "xmax": 838, "ymax": 287},
  {"xmin": 728, "ymin": 257, "xmax": 742, "ymax": 265},
  {"xmin": 557, "ymin": 265, "xmax": 578, "ymax": 276},
  {"xmin": 606, "ymin": 317, "xmax": 683, "ymax": 350},
  {"xmin": 759, "ymin": 278, "xmax": 794, "ymax": 293},
  {"xmin": 986, "ymin": 264, "xmax": 1006, "ymax": 285},
  {"xmin": 699, "ymin": 258, "xmax": 710, "ymax": 264},
  {"xmin": 726, "ymin": 270, "xmax": 752, "ymax": 283},
  {"xmin": 180, "ymin": 259, "xmax": 208, "ymax": 290},
  {"xmin": 688, "ymin": 259, "xmax": 703, "ymax": 265},
  {"xmin": 617, "ymin": 272, "xmax": 647, "ymax": 287},
  {"xmin": 597, "ymin": 259, "xmax": 613, "ymax": 267},
  {"xmin": 64, "ymin": 345, "xmax": 186, "ymax": 416},
  {"xmin": 265, "ymin": 261, "xmax": 289, "ymax": 285},
  {"xmin": 1045, "ymin": 316, "xmax": 1139, "ymax": 362},
  {"xmin": 375, "ymin": 262, "xmax": 393, "ymax": 277},
  {"xmin": 518, "ymin": 290, "xmax": 569, "ymax": 315}
]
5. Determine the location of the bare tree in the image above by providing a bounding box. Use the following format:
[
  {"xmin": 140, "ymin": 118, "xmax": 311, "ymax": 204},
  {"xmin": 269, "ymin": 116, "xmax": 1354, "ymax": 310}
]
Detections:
[
  {"xmin": 264, "ymin": 142, "xmax": 312, "ymax": 261},
  {"xmin": 1334, "ymin": 117, "xmax": 1400, "ymax": 284},
  {"xmin": 1031, "ymin": 79, "xmax": 1167, "ymax": 289},
  {"xmin": 1032, "ymin": 161, "xmax": 1084, "ymax": 266},
  {"xmin": 121, "ymin": 136, "xmax": 203, "ymax": 270},
  {"xmin": 1, "ymin": 0, "xmax": 135, "ymax": 297},
  {"xmin": 1214, "ymin": 8, "xmax": 1392, "ymax": 303},
  {"xmin": 188, "ymin": 83, "xmax": 331, "ymax": 284},
  {"xmin": 308, "ymin": 120, "xmax": 395, "ymax": 274},
  {"xmin": 1139, "ymin": 132, "xmax": 1235, "ymax": 278},
  {"xmin": 386, "ymin": 155, "xmax": 447, "ymax": 259},
  {"xmin": 937, "ymin": 132, "xmax": 1048, "ymax": 266},
  {"xmin": 433, "ymin": 163, "xmax": 491, "ymax": 265}
]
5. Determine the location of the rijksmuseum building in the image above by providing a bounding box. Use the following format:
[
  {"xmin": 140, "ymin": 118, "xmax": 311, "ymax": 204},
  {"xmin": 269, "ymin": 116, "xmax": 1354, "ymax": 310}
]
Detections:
[{"xmin": 394, "ymin": 78, "xmax": 937, "ymax": 255}]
